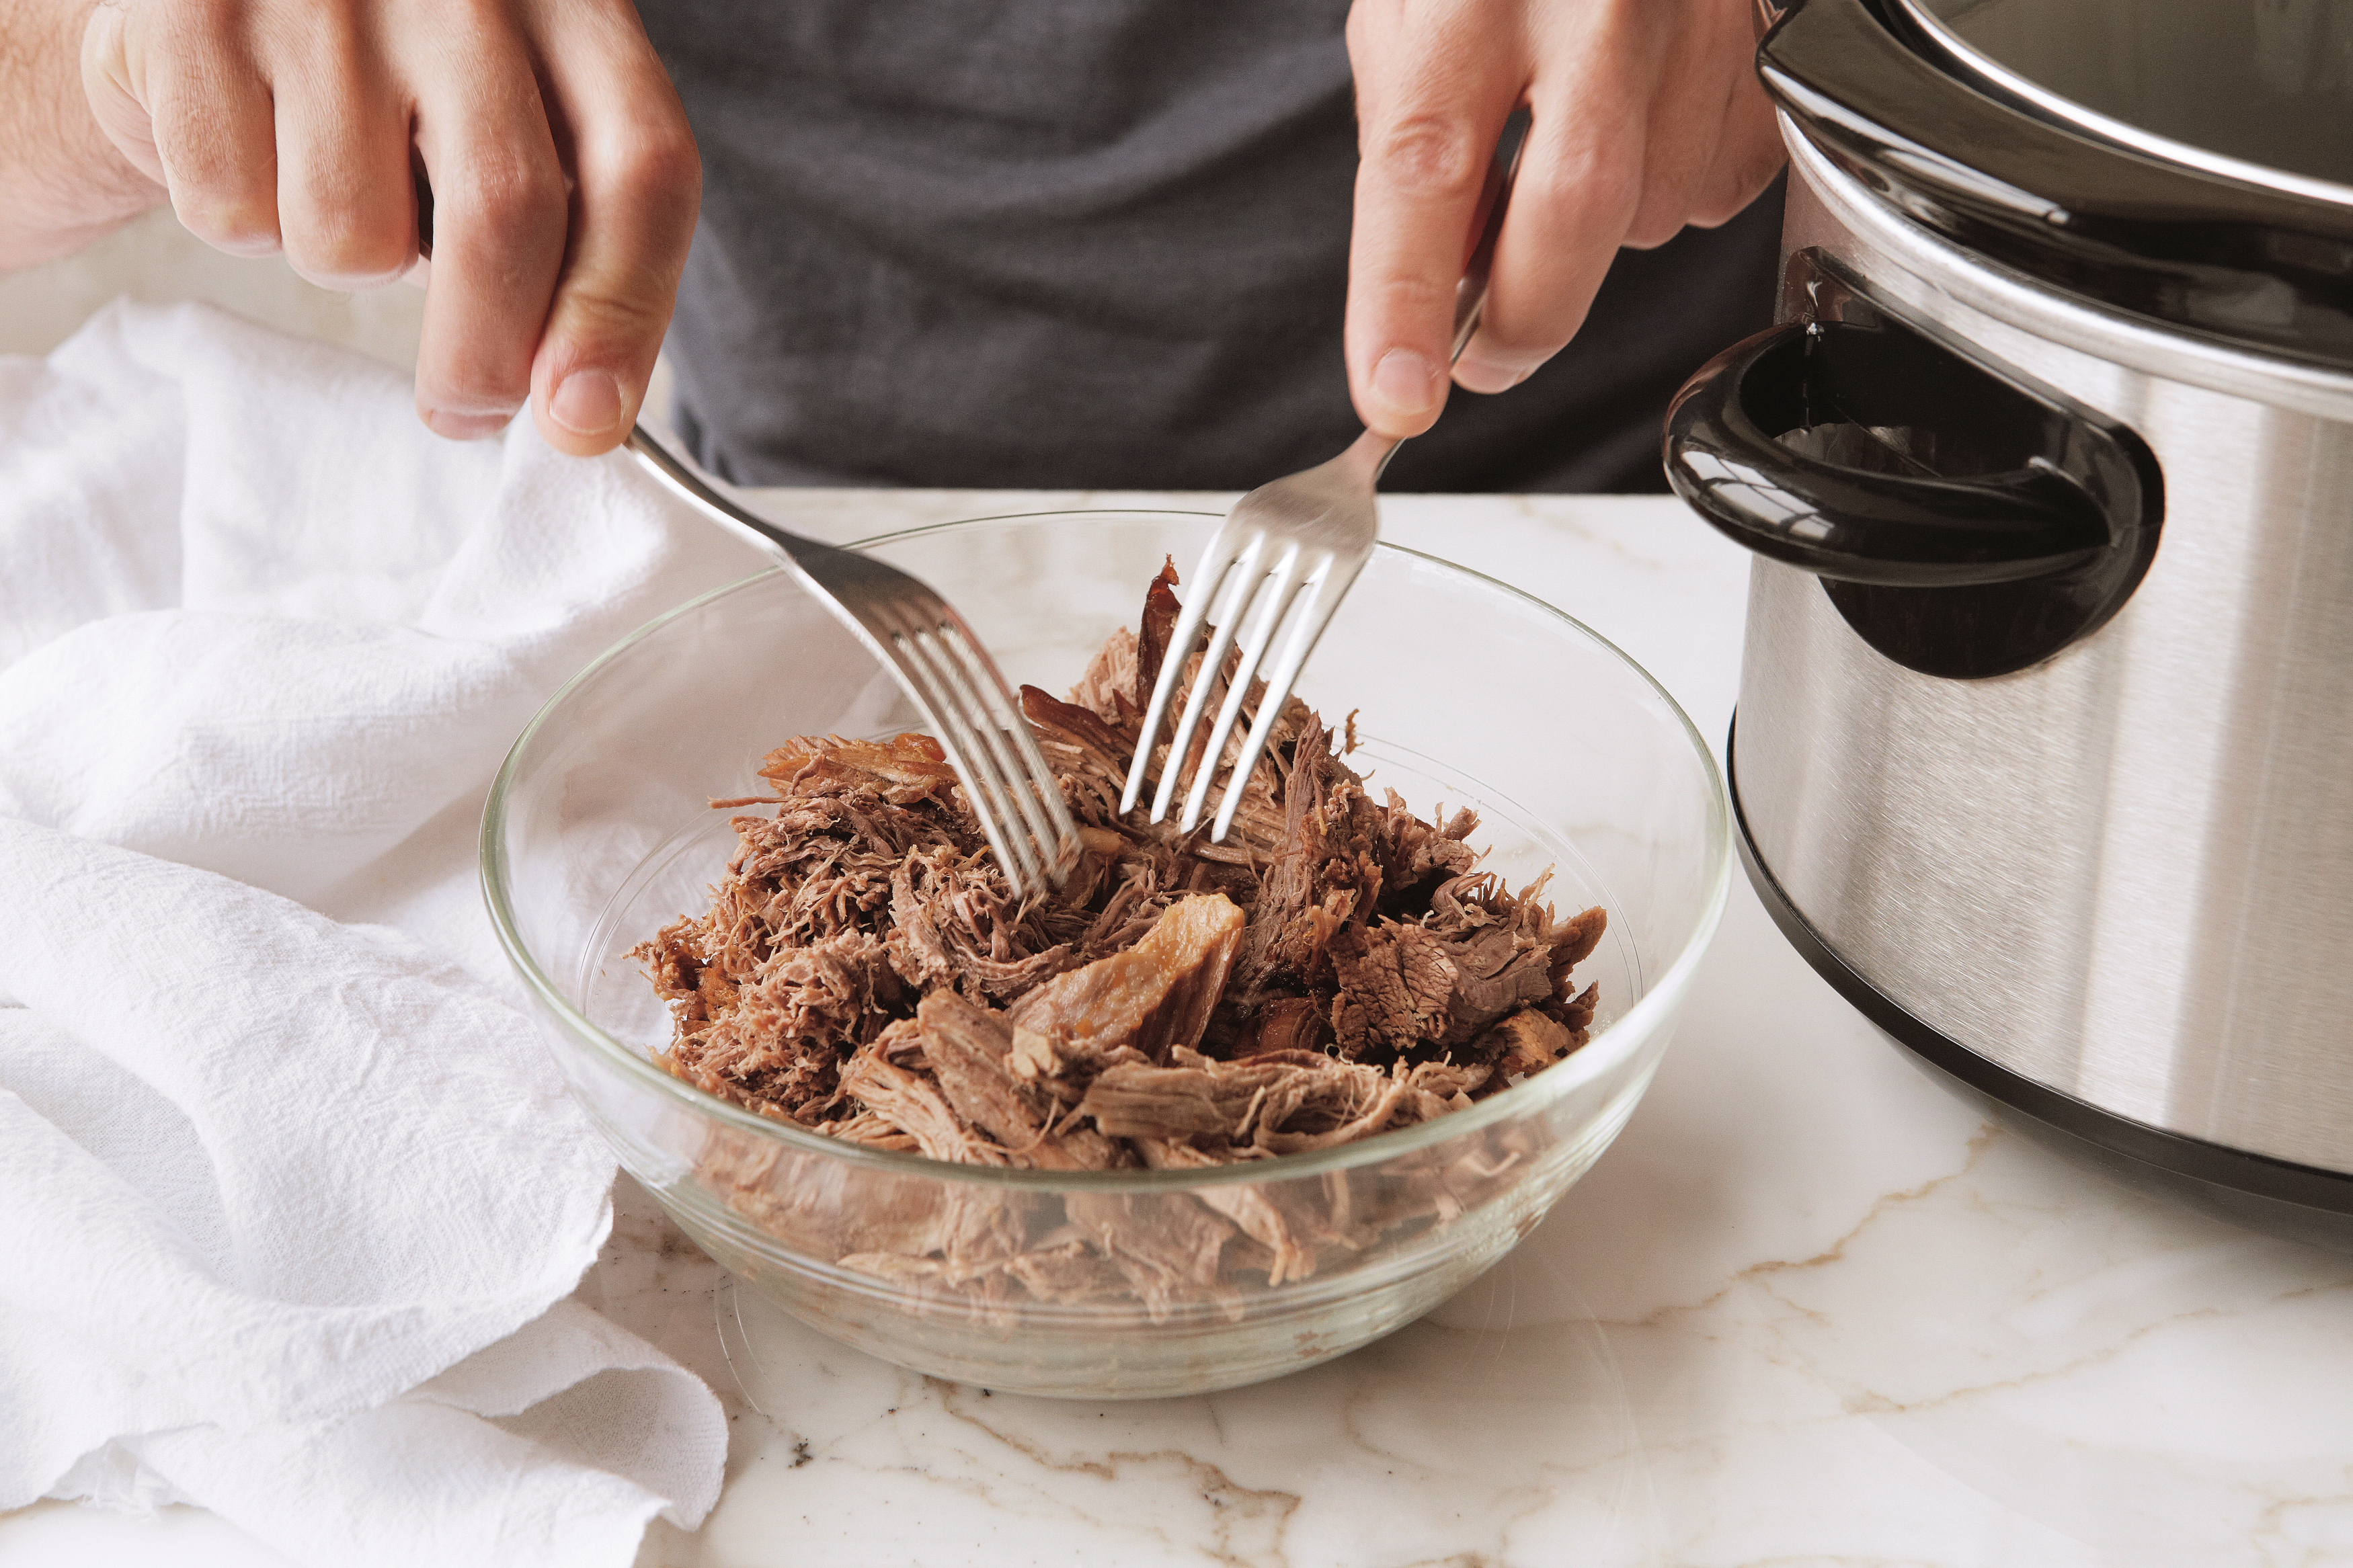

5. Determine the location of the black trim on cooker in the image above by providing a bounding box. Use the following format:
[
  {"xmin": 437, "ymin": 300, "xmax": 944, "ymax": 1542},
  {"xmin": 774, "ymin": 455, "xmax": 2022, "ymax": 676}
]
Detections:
[
  {"xmin": 1664, "ymin": 249, "xmax": 2165, "ymax": 679},
  {"xmin": 1726, "ymin": 714, "xmax": 2353, "ymax": 1235},
  {"xmin": 1667, "ymin": 322, "xmax": 2111, "ymax": 587},
  {"xmin": 1758, "ymin": 0, "xmax": 2353, "ymax": 374}
]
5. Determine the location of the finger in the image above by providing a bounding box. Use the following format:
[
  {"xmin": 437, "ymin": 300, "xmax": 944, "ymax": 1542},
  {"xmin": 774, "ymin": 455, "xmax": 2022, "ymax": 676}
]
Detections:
[
  {"xmin": 1622, "ymin": 2, "xmax": 1773, "ymax": 247},
  {"xmin": 1689, "ymin": 62, "xmax": 1786, "ymax": 229},
  {"xmin": 405, "ymin": 30, "xmax": 571, "ymax": 440},
  {"xmin": 270, "ymin": 15, "xmax": 415, "ymax": 288},
  {"xmin": 1344, "ymin": 0, "xmax": 1525, "ymax": 437},
  {"xmin": 1621, "ymin": 11, "xmax": 1739, "ymax": 249},
  {"xmin": 526, "ymin": 6, "xmax": 701, "ymax": 456},
  {"xmin": 87, "ymin": 1, "xmax": 280, "ymax": 255},
  {"xmin": 1450, "ymin": 22, "xmax": 1652, "ymax": 395},
  {"xmin": 1341, "ymin": 0, "xmax": 1404, "ymax": 132},
  {"xmin": 79, "ymin": 3, "xmax": 165, "ymax": 184}
]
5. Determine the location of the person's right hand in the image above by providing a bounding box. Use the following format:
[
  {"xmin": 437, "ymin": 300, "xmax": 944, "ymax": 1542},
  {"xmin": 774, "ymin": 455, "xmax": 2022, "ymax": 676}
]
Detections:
[
  {"xmin": 1343, "ymin": 0, "xmax": 1784, "ymax": 441},
  {"xmin": 77, "ymin": 0, "xmax": 699, "ymax": 455}
]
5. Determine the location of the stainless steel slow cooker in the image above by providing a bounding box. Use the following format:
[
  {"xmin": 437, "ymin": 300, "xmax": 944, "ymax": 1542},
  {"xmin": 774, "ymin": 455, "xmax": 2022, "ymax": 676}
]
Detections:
[{"xmin": 1665, "ymin": 0, "xmax": 2353, "ymax": 1240}]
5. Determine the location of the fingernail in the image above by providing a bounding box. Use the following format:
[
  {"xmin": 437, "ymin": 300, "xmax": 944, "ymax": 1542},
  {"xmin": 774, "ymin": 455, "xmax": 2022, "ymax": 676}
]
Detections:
[
  {"xmin": 1370, "ymin": 348, "xmax": 1440, "ymax": 421},
  {"xmin": 1453, "ymin": 351, "xmax": 1534, "ymax": 396},
  {"xmin": 425, "ymin": 409, "xmax": 514, "ymax": 440},
  {"xmin": 549, "ymin": 369, "xmax": 623, "ymax": 437}
]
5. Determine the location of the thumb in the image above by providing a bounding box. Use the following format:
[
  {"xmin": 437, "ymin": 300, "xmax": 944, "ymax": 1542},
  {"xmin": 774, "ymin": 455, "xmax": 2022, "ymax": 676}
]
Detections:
[{"xmin": 79, "ymin": 3, "xmax": 167, "ymax": 185}]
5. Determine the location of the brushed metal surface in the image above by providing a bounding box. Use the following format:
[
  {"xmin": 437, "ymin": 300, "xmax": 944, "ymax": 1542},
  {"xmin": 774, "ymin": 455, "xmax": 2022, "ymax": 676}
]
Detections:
[{"xmin": 1735, "ymin": 128, "xmax": 2353, "ymax": 1175}]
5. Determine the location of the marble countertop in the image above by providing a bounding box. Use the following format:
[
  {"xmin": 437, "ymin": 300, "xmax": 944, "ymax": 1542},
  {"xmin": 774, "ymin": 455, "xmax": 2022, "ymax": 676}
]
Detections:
[{"xmin": 11, "ymin": 489, "xmax": 2351, "ymax": 1568}]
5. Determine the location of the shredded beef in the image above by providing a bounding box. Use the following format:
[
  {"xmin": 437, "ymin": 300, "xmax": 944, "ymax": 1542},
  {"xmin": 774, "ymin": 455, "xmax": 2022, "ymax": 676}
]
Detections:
[{"xmin": 634, "ymin": 562, "xmax": 1609, "ymax": 1309}]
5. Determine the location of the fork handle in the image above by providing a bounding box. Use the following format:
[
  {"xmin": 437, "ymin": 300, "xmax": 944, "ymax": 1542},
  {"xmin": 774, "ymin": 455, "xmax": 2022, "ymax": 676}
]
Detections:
[
  {"xmin": 1448, "ymin": 111, "xmax": 1527, "ymax": 364},
  {"xmin": 624, "ymin": 422, "xmax": 854, "ymax": 572}
]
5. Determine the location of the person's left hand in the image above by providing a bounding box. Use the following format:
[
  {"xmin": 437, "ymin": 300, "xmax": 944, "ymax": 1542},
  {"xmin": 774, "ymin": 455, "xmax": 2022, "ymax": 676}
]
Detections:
[{"xmin": 1343, "ymin": 0, "xmax": 1786, "ymax": 438}]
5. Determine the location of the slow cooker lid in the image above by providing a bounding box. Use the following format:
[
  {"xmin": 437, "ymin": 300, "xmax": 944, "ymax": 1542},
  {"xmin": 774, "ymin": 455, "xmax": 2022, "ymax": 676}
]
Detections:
[
  {"xmin": 1759, "ymin": 0, "xmax": 2353, "ymax": 375},
  {"xmin": 1896, "ymin": 0, "xmax": 2353, "ymax": 203}
]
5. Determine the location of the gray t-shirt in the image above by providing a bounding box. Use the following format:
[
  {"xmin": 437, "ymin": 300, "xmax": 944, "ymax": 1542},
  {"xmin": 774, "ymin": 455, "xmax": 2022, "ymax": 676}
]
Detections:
[{"xmin": 636, "ymin": 0, "xmax": 1779, "ymax": 491}]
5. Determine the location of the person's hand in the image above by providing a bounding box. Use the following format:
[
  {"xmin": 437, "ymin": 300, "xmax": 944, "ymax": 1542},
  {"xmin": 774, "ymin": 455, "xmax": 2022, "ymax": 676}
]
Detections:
[
  {"xmin": 1344, "ymin": 0, "xmax": 1785, "ymax": 438},
  {"xmin": 77, "ymin": 0, "xmax": 699, "ymax": 455}
]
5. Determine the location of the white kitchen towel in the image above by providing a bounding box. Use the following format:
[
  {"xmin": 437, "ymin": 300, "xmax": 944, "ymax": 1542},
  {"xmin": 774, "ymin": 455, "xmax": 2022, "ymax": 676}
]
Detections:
[{"xmin": 0, "ymin": 301, "xmax": 774, "ymax": 1566}]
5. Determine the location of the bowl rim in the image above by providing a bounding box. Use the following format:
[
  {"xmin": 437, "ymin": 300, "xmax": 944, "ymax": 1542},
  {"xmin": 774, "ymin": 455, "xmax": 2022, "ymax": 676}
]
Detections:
[{"xmin": 479, "ymin": 508, "xmax": 1733, "ymax": 1192}]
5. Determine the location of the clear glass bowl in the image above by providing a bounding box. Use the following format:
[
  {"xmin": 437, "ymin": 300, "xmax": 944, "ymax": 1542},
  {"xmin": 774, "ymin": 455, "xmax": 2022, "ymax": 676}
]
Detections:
[{"xmin": 482, "ymin": 511, "xmax": 1730, "ymax": 1398}]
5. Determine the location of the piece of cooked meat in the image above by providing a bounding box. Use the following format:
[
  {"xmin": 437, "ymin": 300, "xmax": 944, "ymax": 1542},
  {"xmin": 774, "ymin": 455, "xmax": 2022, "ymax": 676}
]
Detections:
[{"xmin": 1005, "ymin": 893, "xmax": 1245, "ymax": 1081}]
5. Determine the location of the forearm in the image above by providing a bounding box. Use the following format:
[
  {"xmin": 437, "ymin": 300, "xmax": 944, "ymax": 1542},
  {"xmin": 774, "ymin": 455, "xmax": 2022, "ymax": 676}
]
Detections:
[{"xmin": 0, "ymin": 0, "xmax": 161, "ymax": 270}]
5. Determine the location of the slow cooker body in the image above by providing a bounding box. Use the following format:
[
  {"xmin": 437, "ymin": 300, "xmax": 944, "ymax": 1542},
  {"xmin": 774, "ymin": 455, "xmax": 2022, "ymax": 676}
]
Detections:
[{"xmin": 1671, "ymin": 0, "xmax": 2353, "ymax": 1238}]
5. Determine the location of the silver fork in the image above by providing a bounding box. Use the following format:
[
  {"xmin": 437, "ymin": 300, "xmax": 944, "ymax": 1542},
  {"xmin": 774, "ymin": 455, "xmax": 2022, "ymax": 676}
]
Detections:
[
  {"xmin": 1120, "ymin": 124, "xmax": 1526, "ymax": 842},
  {"xmin": 625, "ymin": 426, "xmax": 1080, "ymax": 899}
]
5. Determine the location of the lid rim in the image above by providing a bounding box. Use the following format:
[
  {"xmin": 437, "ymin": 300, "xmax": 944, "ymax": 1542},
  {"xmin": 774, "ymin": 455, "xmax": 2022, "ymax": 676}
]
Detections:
[
  {"xmin": 1782, "ymin": 126, "xmax": 2353, "ymax": 425},
  {"xmin": 1888, "ymin": 0, "xmax": 2353, "ymax": 210}
]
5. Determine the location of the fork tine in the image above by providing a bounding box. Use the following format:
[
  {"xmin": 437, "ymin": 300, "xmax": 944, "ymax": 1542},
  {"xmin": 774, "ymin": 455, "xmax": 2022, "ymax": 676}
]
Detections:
[
  {"xmin": 1121, "ymin": 520, "xmax": 1251, "ymax": 816},
  {"xmin": 1177, "ymin": 544, "xmax": 1310, "ymax": 833},
  {"xmin": 1144, "ymin": 532, "xmax": 1267, "ymax": 824},
  {"xmin": 932, "ymin": 616, "xmax": 1079, "ymax": 879},
  {"xmin": 903, "ymin": 626, "xmax": 1044, "ymax": 889},
  {"xmin": 1148, "ymin": 545, "xmax": 1263, "ymax": 825},
  {"xmin": 930, "ymin": 659, "xmax": 1056, "ymax": 892},
  {"xmin": 869, "ymin": 602, "xmax": 1047, "ymax": 894},
  {"xmin": 1134, "ymin": 522, "xmax": 1280, "ymax": 818},
  {"xmin": 1207, "ymin": 556, "xmax": 1365, "ymax": 841}
]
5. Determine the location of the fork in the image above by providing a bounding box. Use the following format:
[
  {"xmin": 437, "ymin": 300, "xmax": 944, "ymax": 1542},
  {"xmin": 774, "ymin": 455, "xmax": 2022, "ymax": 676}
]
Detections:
[
  {"xmin": 625, "ymin": 425, "xmax": 1080, "ymax": 899},
  {"xmin": 1119, "ymin": 123, "xmax": 1527, "ymax": 842}
]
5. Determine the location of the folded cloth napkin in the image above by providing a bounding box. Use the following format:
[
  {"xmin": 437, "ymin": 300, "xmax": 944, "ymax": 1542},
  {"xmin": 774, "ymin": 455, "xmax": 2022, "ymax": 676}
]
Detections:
[{"xmin": 0, "ymin": 301, "xmax": 774, "ymax": 1565}]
